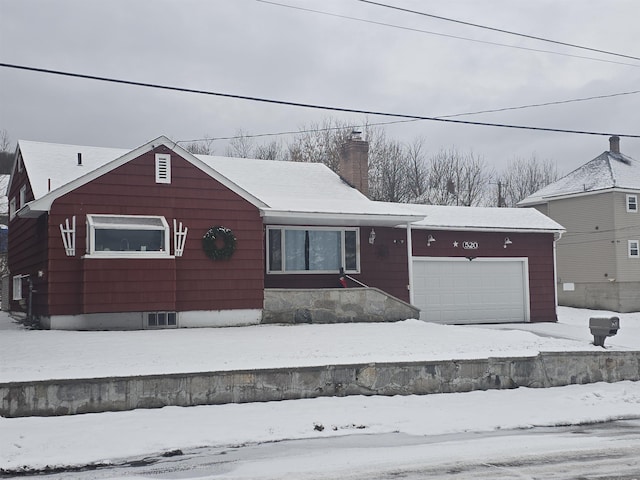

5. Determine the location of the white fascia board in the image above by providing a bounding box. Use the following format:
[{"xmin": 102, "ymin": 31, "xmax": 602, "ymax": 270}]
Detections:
[
  {"xmin": 518, "ymin": 187, "xmax": 620, "ymax": 206},
  {"xmin": 410, "ymin": 225, "xmax": 565, "ymax": 234},
  {"xmin": 261, "ymin": 209, "xmax": 423, "ymax": 227},
  {"xmin": 17, "ymin": 136, "xmax": 269, "ymax": 218}
]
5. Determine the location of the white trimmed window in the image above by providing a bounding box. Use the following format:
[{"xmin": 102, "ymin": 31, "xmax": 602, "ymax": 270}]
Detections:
[
  {"xmin": 9, "ymin": 197, "xmax": 16, "ymax": 221},
  {"xmin": 146, "ymin": 311, "xmax": 177, "ymax": 328},
  {"xmin": 12, "ymin": 275, "xmax": 23, "ymax": 300},
  {"xmin": 155, "ymin": 154, "xmax": 171, "ymax": 184},
  {"xmin": 629, "ymin": 240, "xmax": 640, "ymax": 258},
  {"xmin": 267, "ymin": 226, "xmax": 359, "ymax": 274},
  {"xmin": 627, "ymin": 194, "xmax": 638, "ymax": 213},
  {"xmin": 86, "ymin": 214, "xmax": 171, "ymax": 258},
  {"xmin": 19, "ymin": 185, "xmax": 26, "ymax": 208}
]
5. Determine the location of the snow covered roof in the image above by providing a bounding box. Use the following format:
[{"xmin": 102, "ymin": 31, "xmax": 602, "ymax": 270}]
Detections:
[
  {"xmin": 14, "ymin": 140, "xmax": 129, "ymax": 201},
  {"xmin": 404, "ymin": 204, "xmax": 564, "ymax": 233},
  {"xmin": 518, "ymin": 150, "xmax": 640, "ymax": 206},
  {"xmin": 15, "ymin": 137, "xmax": 421, "ymax": 226},
  {"xmin": 197, "ymin": 155, "xmax": 421, "ymax": 226},
  {"xmin": 13, "ymin": 136, "xmax": 563, "ymax": 233}
]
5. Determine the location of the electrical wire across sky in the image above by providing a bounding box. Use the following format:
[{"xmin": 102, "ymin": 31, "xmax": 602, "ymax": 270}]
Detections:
[{"xmin": 1, "ymin": 62, "xmax": 638, "ymax": 140}]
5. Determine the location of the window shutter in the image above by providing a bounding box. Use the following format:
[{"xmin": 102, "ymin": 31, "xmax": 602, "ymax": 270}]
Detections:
[{"xmin": 155, "ymin": 154, "xmax": 171, "ymax": 184}]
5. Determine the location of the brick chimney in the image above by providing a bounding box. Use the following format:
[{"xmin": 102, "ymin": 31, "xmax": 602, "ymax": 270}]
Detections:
[
  {"xmin": 609, "ymin": 135, "xmax": 620, "ymax": 154},
  {"xmin": 339, "ymin": 131, "xmax": 369, "ymax": 197}
]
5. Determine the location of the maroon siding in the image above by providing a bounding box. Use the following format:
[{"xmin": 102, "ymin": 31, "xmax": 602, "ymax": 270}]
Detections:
[
  {"xmin": 411, "ymin": 230, "xmax": 557, "ymax": 322},
  {"xmin": 7, "ymin": 157, "xmax": 50, "ymax": 316},
  {"xmin": 40, "ymin": 145, "xmax": 264, "ymax": 317},
  {"xmin": 264, "ymin": 226, "xmax": 411, "ymax": 303}
]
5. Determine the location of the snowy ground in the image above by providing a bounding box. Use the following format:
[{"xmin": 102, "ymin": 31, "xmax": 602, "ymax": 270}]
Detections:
[{"xmin": 1, "ymin": 307, "xmax": 639, "ymax": 475}]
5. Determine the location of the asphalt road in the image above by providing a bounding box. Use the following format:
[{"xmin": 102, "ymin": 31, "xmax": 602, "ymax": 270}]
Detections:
[{"xmin": 6, "ymin": 419, "xmax": 640, "ymax": 479}]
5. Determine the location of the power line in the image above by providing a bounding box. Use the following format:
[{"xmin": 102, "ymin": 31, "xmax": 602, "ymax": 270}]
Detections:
[
  {"xmin": 256, "ymin": 1, "xmax": 640, "ymax": 68},
  {"xmin": 2, "ymin": 62, "xmax": 639, "ymax": 138},
  {"xmin": 180, "ymin": 90, "xmax": 640, "ymax": 144},
  {"xmin": 357, "ymin": 0, "xmax": 640, "ymax": 62}
]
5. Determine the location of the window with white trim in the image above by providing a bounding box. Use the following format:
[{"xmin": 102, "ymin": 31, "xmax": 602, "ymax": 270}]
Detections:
[
  {"xmin": 9, "ymin": 197, "xmax": 16, "ymax": 221},
  {"xmin": 629, "ymin": 240, "xmax": 640, "ymax": 258},
  {"xmin": 12, "ymin": 275, "xmax": 23, "ymax": 300},
  {"xmin": 155, "ymin": 154, "xmax": 171, "ymax": 184},
  {"xmin": 19, "ymin": 185, "xmax": 26, "ymax": 208},
  {"xmin": 146, "ymin": 311, "xmax": 177, "ymax": 328},
  {"xmin": 86, "ymin": 214, "xmax": 171, "ymax": 257},
  {"xmin": 627, "ymin": 194, "xmax": 638, "ymax": 213},
  {"xmin": 267, "ymin": 226, "xmax": 359, "ymax": 273}
]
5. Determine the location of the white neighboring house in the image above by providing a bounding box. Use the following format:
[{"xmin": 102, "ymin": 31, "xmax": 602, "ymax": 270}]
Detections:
[{"xmin": 519, "ymin": 136, "xmax": 640, "ymax": 312}]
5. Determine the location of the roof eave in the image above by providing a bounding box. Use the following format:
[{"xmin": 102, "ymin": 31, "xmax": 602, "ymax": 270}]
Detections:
[
  {"xmin": 261, "ymin": 210, "xmax": 423, "ymax": 227},
  {"xmin": 411, "ymin": 225, "xmax": 565, "ymax": 233}
]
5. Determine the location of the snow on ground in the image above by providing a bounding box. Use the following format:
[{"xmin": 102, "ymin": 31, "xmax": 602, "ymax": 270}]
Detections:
[
  {"xmin": 1, "ymin": 307, "xmax": 639, "ymax": 472},
  {"xmin": 1, "ymin": 307, "xmax": 639, "ymax": 383}
]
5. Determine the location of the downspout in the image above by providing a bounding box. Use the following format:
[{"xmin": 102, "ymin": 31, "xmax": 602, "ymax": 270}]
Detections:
[
  {"xmin": 553, "ymin": 231, "xmax": 563, "ymax": 317},
  {"xmin": 406, "ymin": 222, "xmax": 414, "ymax": 305}
]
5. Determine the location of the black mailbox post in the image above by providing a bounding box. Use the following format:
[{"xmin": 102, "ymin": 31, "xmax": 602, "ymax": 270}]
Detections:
[{"xmin": 589, "ymin": 316, "xmax": 620, "ymax": 347}]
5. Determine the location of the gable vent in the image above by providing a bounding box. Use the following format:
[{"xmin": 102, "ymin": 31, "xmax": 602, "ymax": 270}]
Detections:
[{"xmin": 155, "ymin": 154, "xmax": 171, "ymax": 184}]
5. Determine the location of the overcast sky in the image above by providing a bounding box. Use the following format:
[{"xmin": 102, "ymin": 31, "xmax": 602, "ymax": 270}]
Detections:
[{"xmin": 1, "ymin": 0, "xmax": 639, "ymax": 174}]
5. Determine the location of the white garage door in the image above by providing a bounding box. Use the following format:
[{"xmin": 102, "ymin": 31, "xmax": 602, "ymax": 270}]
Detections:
[{"xmin": 412, "ymin": 258, "xmax": 529, "ymax": 324}]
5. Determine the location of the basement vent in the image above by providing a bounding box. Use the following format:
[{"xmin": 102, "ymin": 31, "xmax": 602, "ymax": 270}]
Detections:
[
  {"xmin": 155, "ymin": 154, "xmax": 171, "ymax": 184},
  {"xmin": 146, "ymin": 311, "xmax": 177, "ymax": 328}
]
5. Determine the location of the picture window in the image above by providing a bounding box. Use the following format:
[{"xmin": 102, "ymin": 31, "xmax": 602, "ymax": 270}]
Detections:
[
  {"xmin": 267, "ymin": 226, "xmax": 359, "ymax": 274},
  {"xmin": 86, "ymin": 214, "xmax": 170, "ymax": 258}
]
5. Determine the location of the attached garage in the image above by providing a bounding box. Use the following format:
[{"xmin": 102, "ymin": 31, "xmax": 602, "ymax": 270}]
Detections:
[
  {"xmin": 412, "ymin": 257, "xmax": 529, "ymax": 324},
  {"xmin": 405, "ymin": 204, "xmax": 565, "ymax": 324}
]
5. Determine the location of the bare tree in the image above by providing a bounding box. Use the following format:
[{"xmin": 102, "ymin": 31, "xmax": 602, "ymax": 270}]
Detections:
[
  {"xmin": 498, "ymin": 155, "xmax": 559, "ymax": 206},
  {"xmin": 183, "ymin": 136, "xmax": 215, "ymax": 156},
  {"xmin": 404, "ymin": 137, "xmax": 429, "ymax": 203},
  {"xmin": 426, "ymin": 149, "xmax": 494, "ymax": 206},
  {"xmin": 0, "ymin": 129, "xmax": 11, "ymax": 152},
  {"xmin": 254, "ymin": 139, "xmax": 286, "ymax": 161},
  {"xmin": 368, "ymin": 135, "xmax": 410, "ymax": 202},
  {"xmin": 225, "ymin": 129, "xmax": 255, "ymax": 158},
  {"xmin": 287, "ymin": 119, "xmax": 354, "ymax": 171}
]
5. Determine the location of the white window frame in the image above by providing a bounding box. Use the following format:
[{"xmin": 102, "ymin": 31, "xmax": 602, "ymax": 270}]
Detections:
[
  {"xmin": 145, "ymin": 311, "xmax": 178, "ymax": 329},
  {"xmin": 19, "ymin": 185, "xmax": 26, "ymax": 208},
  {"xmin": 266, "ymin": 226, "xmax": 360, "ymax": 274},
  {"xmin": 12, "ymin": 275, "xmax": 23, "ymax": 300},
  {"xmin": 629, "ymin": 240, "xmax": 640, "ymax": 258},
  {"xmin": 626, "ymin": 194, "xmax": 638, "ymax": 213},
  {"xmin": 85, "ymin": 214, "xmax": 172, "ymax": 258},
  {"xmin": 155, "ymin": 154, "xmax": 171, "ymax": 184},
  {"xmin": 9, "ymin": 197, "xmax": 16, "ymax": 221}
]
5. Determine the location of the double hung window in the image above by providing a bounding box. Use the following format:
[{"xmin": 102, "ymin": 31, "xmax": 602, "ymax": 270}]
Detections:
[
  {"xmin": 629, "ymin": 240, "xmax": 640, "ymax": 258},
  {"xmin": 267, "ymin": 227, "xmax": 359, "ymax": 273},
  {"xmin": 86, "ymin": 214, "xmax": 170, "ymax": 257},
  {"xmin": 627, "ymin": 194, "xmax": 638, "ymax": 213}
]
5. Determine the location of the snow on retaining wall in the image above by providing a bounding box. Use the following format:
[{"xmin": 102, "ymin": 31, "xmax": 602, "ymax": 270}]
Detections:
[{"xmin": 1, "ymin": 351, "xmax": 639, "ymax": 417}]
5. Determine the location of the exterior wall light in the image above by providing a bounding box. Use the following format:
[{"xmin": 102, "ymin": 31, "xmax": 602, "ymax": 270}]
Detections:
[
  {"xmin": 368, "ymin": 228, "xmax": 376, "ymax": 245},
  {"xmin": 504, "ymin": 237, "xmax": 513, "ymax": 248},
  {"xmin": 427, "ymin": 235, "xmax": 436, "ymax": 246}
]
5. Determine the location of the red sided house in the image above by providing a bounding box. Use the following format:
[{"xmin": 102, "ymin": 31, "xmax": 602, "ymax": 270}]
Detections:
[{"xmin": 6, "ymin": 135, "xmax": 564, "ymax": 329}]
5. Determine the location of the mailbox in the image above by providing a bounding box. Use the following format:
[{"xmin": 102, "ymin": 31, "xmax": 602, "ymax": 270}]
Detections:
[{"xmin": 589, "ymin": 316, "xmax": 620, "ymax": 347}]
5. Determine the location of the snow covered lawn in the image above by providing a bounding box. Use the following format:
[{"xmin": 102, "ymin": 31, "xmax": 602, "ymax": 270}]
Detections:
[
  {"xmin": 1, "ymin": 306, "xmax": 639, "ymax": 473},
  {"xmin": 1, "ymin": 307, "xmax": 639, "ymax": 383}
]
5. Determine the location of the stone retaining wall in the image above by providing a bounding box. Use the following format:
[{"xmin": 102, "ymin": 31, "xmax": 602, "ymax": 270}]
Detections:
[
  {"xmin": 262, "ymin": 287, "xmax": 419, "ymax": 324},
  {"xmin": 2, "ymin": 351, "xmax": 639, "ymax": 418}
]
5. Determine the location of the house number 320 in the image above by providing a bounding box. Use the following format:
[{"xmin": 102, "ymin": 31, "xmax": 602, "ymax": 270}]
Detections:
[{"xmin": 463, "ymin": 241, "xmax": 478, "ymax": 250}]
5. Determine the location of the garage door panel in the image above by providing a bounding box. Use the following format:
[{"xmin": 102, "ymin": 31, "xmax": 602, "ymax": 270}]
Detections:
[{"xmin": 412, "ymin": 258, "xmax": 528, "ymax": 324}]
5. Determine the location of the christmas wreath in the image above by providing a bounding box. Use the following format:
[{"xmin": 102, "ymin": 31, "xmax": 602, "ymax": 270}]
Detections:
[{"xmin": 202, "ymin": 226, "xmax": 237, "ymax": 260}]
